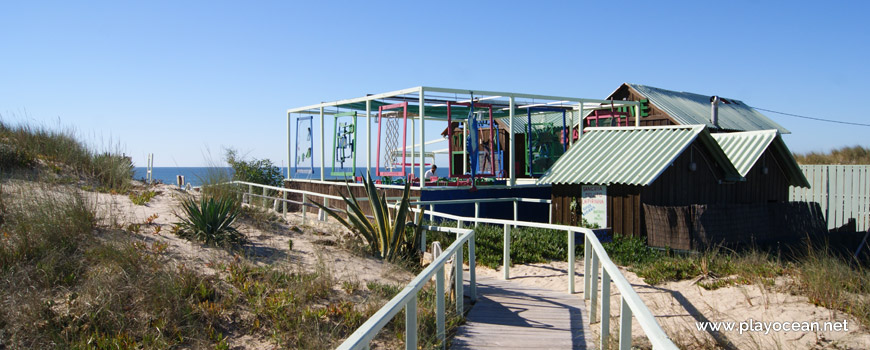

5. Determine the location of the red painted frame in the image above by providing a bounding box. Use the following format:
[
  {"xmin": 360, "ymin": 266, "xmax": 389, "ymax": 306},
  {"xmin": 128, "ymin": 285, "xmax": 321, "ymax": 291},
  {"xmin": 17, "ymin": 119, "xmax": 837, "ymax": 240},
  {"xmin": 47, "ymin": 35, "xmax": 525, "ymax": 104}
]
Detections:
[
  {"xmin": 446, "ymin": 101, "xmax": 496, "ymax": 178},
  {"xmin": 376, "ymin": 102, "xmax": 408, "ymax": 177}
]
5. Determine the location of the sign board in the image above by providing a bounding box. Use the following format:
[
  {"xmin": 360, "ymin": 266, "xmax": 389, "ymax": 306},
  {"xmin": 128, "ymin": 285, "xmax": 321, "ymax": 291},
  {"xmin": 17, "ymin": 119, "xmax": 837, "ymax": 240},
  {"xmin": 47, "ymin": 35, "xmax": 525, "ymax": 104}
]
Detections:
[{"xmin": 581, "ymin": 185, "xmax": 607, "ymax": 228}]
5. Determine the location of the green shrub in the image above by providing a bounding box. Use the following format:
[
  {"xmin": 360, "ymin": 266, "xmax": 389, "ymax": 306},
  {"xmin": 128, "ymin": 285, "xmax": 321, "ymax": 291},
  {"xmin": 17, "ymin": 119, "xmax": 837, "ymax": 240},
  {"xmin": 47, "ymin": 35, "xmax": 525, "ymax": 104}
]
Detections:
[
  {"xmin": 226, "ymin": 148, "xmax": 283, "ymax": 187},
  {"xmin": 175, "ymin": 195, "xmax": 246, "ymax": 247},
  {"xmin": 92, "ymin": 152, "xmax": 134, "ymax": 192},
  {"xmin": 128, "ymin": 190, "xmax": 157, "ymax": 205},
  {"xmin": 0, "ymin": 142, "xmax": 34, "ymax": 169}
]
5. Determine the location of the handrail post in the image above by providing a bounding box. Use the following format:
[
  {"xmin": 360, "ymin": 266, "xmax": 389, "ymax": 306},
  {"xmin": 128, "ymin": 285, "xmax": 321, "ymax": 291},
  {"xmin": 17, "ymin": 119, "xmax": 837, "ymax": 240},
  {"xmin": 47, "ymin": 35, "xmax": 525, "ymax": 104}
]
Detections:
[
  {"xmin": 282, "ymin": 190, "xmax": 288, "ymax": 216},
  {"xmin": 455, "ymin": 243, "xmax": 464, "ymax": 315},
  {"xmin": 591, "ymin": 252, "xmax": 599, "ymax": 323},
  {"xmin": 436, "ymin": 265, "xmax": 445, "ymax": 347},
  {"xmin": 248, "ymin": 184, "xmax": 253, "ymax": 204},
  {"xmin": 513, "ymin": 199, "xmax": 518, "ymax": 224},
  {"xmin": 469, "ymin": 232, "xmax": 477, "ymax": 302},
  {"xmin": 549, "ymin": 202, "xmax": 553, "ymax": 224},
  {"xmin": 429, "ymin": 204, "xmax": 434, "ymax": 222},
  {"xmin": 474, "ymin": 202, "xmax": 479, "ymax": 227},
  {"xmin": 503, "ymin": 224, "xmax": 511, "ymax": 280},
  {"xmin": 619, "ymin": 297, "xmax": 632, "ymax": 350},
  {"xmin": 262, "ymin": 186, "xmax": 268, "ymax": 208},
  {"xmin": 405, "ymin": 296, "xmax": 417, "ymax": 350},
  {"xmin": 302, "ymin": 193, "xmax": 307, "ymax": 225},
  {"xmin": 584, "ymin": 234, "xmax": 591, "ymax": 300},
  {"xmin": 601, "ymin": 268, "xmax": 612, "ymax": 349},
  {"xmin": 568, "ymin": 230, "xmax": 575, "ymax": 294}
]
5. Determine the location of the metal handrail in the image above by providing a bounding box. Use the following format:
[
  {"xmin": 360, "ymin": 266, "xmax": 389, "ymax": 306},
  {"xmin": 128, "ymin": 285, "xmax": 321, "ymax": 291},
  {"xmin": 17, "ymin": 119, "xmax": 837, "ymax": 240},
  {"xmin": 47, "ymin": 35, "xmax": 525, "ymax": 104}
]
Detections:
[
  {"xmin": 336, "ymin": 225, "xmax": 476, "ymax": 350},
  {"xmin": 228, "ymin": 181, "xmax": 676, "ymax": 350}
]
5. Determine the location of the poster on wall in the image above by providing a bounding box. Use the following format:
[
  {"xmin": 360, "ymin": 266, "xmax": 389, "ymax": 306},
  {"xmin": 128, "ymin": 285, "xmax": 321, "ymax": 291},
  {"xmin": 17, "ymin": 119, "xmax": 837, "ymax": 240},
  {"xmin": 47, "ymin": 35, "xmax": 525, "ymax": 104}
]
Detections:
[{"xmin": 581, "ymin": 185, "xmax": 607, "ymax": 228}]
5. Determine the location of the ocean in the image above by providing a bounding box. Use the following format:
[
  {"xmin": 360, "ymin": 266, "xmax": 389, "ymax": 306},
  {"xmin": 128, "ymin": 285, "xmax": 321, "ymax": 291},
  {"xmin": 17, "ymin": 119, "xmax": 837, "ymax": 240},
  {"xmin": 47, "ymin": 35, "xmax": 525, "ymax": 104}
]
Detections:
[{"xmin": 133, "ymin": 167, "xmax": 442, "ymax": 187}]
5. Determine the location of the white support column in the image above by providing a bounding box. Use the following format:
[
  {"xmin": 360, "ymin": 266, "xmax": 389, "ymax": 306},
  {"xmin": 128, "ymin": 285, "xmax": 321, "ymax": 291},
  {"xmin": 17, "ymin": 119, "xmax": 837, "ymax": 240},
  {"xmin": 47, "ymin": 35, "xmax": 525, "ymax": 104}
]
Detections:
[
  {"xmin": 619, "ymin": 297, "xmax": 632, "ymax": 350},
  {"xmin": 503, "ymin": 224, "xmax": 511, "ymax": 280},
  {"xmin": 568, "ymin": 230, "xmax": 575, "ymax": 294},
  {"xmin": 569, "ymin": 109, "xmax": 574, "ymax": 147},
  {"xmin": 405, "ymin": 297, "xmax": 417, "ymax": 350},
  {"xmin": 366, "ymin": 99, "xmax": 372, "ymax": 178},
  {"xmin": 411, "ymin": 118, "xmax": 415, "ymax": 181},
  {"xmin": 578, "ymin": 105, "xmax": 584, "ymax": 140},
  {"xmin": 436, "ymin": 266, "xmax": 445, "ymax": 344},
  {"xmin": 285, "ymin": 113, "xmax": 293, "ymax": 179},
  {"xmin": 635, "ymin": 103, "xmax": 641, "ymax": 127},
  {"xmin": 591, "ymin": 253, "xmax": 599, "ymax": 323},
  {"xmin": 508, "ymin": 96, "xmax": 516, "ymax": 186},
  {"xmin": 419, "ymin": 89, "xmax": 426, "ymax": 188},
  {"xmin": 319, "ymin": 107, "xmax": 325, "ymax": 181}
]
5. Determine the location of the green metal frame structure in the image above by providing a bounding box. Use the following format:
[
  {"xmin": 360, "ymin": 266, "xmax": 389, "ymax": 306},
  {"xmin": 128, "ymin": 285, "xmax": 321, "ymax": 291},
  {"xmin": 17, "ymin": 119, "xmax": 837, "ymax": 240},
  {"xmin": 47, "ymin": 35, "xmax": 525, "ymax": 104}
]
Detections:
[{"xmin": 331, "ymin": 111, "xmax": 358, "ymax": 177}]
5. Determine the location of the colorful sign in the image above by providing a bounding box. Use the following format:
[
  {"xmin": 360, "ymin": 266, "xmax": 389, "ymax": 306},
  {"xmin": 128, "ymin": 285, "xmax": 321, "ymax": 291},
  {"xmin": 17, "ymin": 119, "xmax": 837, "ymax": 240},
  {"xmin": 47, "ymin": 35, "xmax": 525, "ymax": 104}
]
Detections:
[{"xmin": 581, "ymin": 185, "xmax": 607, "ymax": 228}]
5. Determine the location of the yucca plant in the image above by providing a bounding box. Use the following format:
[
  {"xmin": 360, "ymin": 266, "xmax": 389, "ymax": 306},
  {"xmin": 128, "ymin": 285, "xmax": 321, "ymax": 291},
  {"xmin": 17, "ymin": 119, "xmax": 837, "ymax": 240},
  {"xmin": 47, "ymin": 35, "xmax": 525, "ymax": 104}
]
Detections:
[
  {"xmin": 313, "ymin": 172, "xmax": 424, "ymax": 262},
  {"xmin": 176, "ymin": 195, "xmax": 246, "ymax": 247}
]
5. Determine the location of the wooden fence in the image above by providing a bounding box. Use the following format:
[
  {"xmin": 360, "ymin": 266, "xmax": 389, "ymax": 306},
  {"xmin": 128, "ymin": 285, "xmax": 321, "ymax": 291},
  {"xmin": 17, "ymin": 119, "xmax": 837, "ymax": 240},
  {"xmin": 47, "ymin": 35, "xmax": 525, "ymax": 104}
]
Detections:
[{"xmin": 789, "ymin": 165, "xmax": 870, "ymax": 231}]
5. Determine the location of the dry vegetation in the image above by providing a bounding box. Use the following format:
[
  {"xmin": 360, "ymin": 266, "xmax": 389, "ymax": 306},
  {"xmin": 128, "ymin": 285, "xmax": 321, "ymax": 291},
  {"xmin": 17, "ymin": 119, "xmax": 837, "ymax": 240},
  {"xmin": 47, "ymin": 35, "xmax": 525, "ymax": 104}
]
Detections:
[
  {"xmin": 0, "ymin": 119, "xmax": 462, "ymax": 349},
  {"xmin": 794, "ymin": 145, "xmax": 870, "ymax": 165}
]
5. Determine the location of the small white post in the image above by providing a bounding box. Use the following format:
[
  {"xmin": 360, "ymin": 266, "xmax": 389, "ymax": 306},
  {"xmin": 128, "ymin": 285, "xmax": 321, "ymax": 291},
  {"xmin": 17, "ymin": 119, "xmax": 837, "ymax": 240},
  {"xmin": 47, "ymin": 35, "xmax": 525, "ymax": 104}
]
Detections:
[
  {"xmin": 601, "ymin": 268, "xmax": 612, "ymax": 349},
  {"xmin": 287, "ymin": 113, "xmax": 292, "ymax": 179},
  {"xmin": 591, "ymin": 253, "xmax": 599, "ymax": 323},
  {"xmin": 248, "ymin": 184, "xmax": 253, "ymax": 205},
  {"xmin": 429, "ymin": 204, "xmax": 434, "ymax": 221},
  {"xmin": 634, "ymin": 103, "xmax": 641, "ymax": 127},
  {"xmin": 513, "ymin": 200, "xmax": 518, "ymax": 223},
  {"xmin": 503, "ymin": 224, "xmax": 511, "ymax": 280},
  {"xmin": 436, "ymin": 265, "xmax": 445, "ymax": 345},
  {"xmin": 578, "ymin": 104, "xmax": 584, "ymax": 141},
  {"xmin": 419, "ymin": 89, "xmax": 426, "ymax": 188},
  {"xmin": 474, "ymin": 202, "xmax": 480, "ymax": 227},
  {"xmin": 568, "ymin": 230, "xmax": 575, "ymax": 294},
  {"xmin": 319, "ymin": 197, "xmax": 328, "ymax": 221},
  {"xmin": 262, "ymin": 186, "xmax": 268, "ymax": 208},
  {"xmin": 619, "ymin": 297, "xmax": 632, "ymax": 350},
  {"xmin": 405, "ymin": 296, "xmax": 417, "ymax": 350},
  {"xmin": 549, "ymin": 202, "xmax": 553, "ymax": 224},
  {"xmin": 455, "ymin": 244, "xmax": 464, "ymax": 315},
  {"xmin": 469, "ymin": 233, "xmax": 477, "ymax": 302},
  {"xmin": 584, "ymin": 235, "xmax": 591, "ymax": 300},
  {"xmin": 302, "ymin": 193, "xmax": 307, "ymax": 225},
  {"xmin": 282, "ymin": 190, "xmax": 287, "ymax": 216}
]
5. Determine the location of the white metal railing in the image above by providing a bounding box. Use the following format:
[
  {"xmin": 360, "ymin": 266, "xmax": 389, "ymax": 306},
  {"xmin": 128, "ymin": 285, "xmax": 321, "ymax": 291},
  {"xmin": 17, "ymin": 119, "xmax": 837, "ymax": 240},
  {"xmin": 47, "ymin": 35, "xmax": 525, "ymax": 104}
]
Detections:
[
  {"xmin": 336, "ymin": 225, "xmax": 476, "ymax": 350},
  {"xmin": 404, "ymin": 203, "xmax": 678, "ymax": 350},
  {"xmin": 224, "ymin": 181, "xmax": 676, "ymax": 350}
]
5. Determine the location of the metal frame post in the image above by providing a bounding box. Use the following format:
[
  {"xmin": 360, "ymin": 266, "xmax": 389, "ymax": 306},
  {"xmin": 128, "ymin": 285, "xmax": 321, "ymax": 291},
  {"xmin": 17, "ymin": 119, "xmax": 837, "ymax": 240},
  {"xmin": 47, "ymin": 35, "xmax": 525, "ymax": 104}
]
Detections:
[
  {"xmin": 474, "ymin": 202, "xmax": 480, "ymax": 227},
  {"xmin": 469, "ymin": 232, "xmax": 477, "ymax": 302},
  {"xmin": 320, "ymin": 107, "xmax": 325, "ymax": 181},
  {"xmin": 419, "ymin": 89, "xmax": 426, "ymax": 188},
  {"xmin": 508, "ymin": 97, "xmax": 516, "ymax": 186},
  {"xmin": 302, "ymin": 193, "xmax": 307, "ymax": 225},
  {"xmin": 282, "ymin": 190, "xmax": 287, "ymax": 215},
  {"xmin": 366, "ymin": 100, "xmax": 371, "ymax": 178},
  {"xmin": 262, "ymin": 186, "xmax": 268, "ymax": 208},
  {"xmin": 455, "ymin": 244, "xmax": 464, "ymax": 315},
  {"xmin": 287, "ymin": 113, "xmax": 291, "ymax": 179}
]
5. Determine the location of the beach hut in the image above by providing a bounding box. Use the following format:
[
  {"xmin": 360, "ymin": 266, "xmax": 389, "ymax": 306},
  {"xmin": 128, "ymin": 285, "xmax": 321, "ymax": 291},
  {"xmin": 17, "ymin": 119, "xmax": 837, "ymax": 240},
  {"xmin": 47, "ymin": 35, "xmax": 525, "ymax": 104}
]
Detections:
[{"xmin": 538, "ymin": 125, "xmax": 811, "ymax": 250}]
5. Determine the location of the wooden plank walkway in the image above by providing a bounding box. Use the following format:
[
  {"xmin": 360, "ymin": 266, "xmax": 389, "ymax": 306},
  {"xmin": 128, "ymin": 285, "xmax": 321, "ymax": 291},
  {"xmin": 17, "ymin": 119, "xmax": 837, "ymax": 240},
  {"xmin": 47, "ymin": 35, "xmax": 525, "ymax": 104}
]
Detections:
[{"xmin": 451, "ymin": 275, "xmax": 593, "ymax": 349}]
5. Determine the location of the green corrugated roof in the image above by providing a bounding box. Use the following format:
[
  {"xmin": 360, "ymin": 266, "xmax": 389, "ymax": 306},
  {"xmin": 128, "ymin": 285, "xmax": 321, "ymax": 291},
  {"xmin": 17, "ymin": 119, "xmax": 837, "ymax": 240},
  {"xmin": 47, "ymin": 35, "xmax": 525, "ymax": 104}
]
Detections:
[
  {"xmin": 537, "ymin": 125, "xmax": 740, "ymax": 186},
  {"xmin": 711, "ymin": 130, "xmax": 809, "ymax": 187}
]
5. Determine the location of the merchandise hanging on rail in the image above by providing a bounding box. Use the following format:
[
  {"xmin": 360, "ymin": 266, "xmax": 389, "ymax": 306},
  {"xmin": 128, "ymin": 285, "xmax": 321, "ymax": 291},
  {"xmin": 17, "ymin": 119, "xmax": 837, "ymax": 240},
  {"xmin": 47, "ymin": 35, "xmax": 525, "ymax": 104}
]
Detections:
[
  {"xmin": 526, "ymin": 107, "xmax": 568, "ymax": 176},
  {"xmin": 295, "ymin": 115, "xmax": 314, "ymax": 177},
  {"xmin": 447, "ymin": 99, "xmax": 499, "ymax": 179},
  {"xmin": 331, "ymin": 111, "xmax": 357, "ymax": 177},
  {"xmin": 376, "ymin": 102, "xmax": 408, "ymax": 177}
]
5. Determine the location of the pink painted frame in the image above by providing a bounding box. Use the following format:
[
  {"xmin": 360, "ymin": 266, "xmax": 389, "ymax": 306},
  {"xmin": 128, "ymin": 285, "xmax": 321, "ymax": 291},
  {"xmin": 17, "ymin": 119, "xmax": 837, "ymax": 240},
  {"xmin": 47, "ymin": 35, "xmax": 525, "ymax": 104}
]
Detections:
[{"xmin": 376, "ymin": 102, "xmax": 408, "ymax": 177}]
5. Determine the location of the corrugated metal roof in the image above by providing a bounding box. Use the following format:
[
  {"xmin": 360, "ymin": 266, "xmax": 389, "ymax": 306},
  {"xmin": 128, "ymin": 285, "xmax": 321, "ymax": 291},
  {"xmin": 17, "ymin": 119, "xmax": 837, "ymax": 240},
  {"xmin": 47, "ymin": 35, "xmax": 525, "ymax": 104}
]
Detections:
[
  {"xmin": 711, "ymin": 130, "xmax": 777, "ymax": 177},
  {"xmin": 625, "ymin": 83, "xmax": 790, "ymax": 134},
  {"xmin": 537, "ymin": 125, "xmax": 739, "ymax": 186},
  {"xmin": 712, "ymin": 130, "xmax": 810, "ymax": 187},
  {"xmin": 496, "ymin": 111, "xmax": 583, "ymax": 134}
]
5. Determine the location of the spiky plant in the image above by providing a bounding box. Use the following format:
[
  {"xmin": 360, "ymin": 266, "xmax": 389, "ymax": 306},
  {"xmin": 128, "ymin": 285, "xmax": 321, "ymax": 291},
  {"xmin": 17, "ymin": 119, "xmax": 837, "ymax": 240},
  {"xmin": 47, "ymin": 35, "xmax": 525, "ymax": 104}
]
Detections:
[
  {"xmin": 176, "ymin": 195, "xmax": 246, "ymax": 247},
  {"xmin": 313, "ymin": 173, "xmax": 424, "ymax": 262}
]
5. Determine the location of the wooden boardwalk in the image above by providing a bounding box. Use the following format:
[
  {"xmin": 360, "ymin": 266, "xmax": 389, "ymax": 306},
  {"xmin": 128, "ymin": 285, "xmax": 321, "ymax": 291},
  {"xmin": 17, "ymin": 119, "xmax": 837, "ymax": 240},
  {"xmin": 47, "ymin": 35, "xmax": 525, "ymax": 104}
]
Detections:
[{"xmin": 451, "ymin": 275, "xmax": 593, "ymax": 349}]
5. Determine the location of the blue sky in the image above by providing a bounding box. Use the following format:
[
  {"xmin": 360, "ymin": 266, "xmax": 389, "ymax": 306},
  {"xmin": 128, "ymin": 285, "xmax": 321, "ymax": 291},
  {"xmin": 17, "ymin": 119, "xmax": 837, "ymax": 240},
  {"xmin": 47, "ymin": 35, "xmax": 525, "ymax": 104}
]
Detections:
[{"xmin": 2, "ymin": 1, "xmax": 868, "ymax": 167}]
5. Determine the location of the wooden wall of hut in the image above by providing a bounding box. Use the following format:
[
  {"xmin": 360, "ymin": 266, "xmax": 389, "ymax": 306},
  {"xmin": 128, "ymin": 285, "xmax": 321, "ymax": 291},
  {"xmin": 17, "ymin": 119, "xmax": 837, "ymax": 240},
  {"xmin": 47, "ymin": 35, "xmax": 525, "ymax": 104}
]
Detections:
[
  {"xmin": 608, "ymin": 84, "xmax": 676, "ymax": 127},
  {"xmin": 550, "ymin": 142, "xmax": 792, "ymax": 237}
]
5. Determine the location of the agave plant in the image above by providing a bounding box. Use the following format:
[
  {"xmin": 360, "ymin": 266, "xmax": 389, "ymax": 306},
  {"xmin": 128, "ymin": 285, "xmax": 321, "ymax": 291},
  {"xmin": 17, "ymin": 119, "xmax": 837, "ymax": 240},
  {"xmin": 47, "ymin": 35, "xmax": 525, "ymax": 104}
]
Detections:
[
  {"xmin": 313, "ymin": 173, "xmax": 424, "ymax": 262},
  {"xmin": 176, "ymin": 195, "xmax": 247, "ymax": 247}
]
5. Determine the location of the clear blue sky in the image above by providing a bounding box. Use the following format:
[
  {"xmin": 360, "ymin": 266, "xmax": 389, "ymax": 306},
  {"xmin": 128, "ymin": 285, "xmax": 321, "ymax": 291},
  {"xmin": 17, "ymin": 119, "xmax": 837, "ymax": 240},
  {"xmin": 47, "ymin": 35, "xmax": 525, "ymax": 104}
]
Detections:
[{"xmin": 2, "ymin": 1, "xmax": 868, "ymax": 167}]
